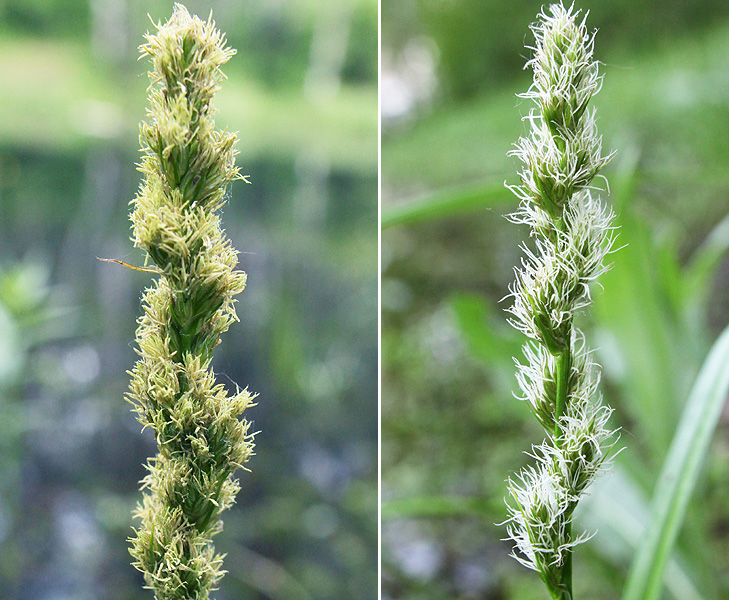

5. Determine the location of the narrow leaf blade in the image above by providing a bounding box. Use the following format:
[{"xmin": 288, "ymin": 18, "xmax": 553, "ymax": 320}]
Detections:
[
  {"xmin": 623, "ymin": 324, "xmax": 729, "ymax": 600},
  {"xmin": 381, "ymin": 181, "xmax": 510, "ymax": 229}
]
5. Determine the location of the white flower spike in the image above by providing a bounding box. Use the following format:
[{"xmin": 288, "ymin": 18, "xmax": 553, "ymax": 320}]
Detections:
[{"xmin": 504, "ymin": 4, "xmax": 620, "ymax": 599}]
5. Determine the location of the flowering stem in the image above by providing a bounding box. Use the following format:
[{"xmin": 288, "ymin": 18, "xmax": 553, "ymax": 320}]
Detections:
[
  {"xmin": 564, "ymin": 524, "xmax": 573, "ymax": 595},
  {"xmin": 553, "ymin": 348, "xmax": 573, "ymax": 598},
  {"xmin": 547, "ymin": 520, "xmax": 573, "ymax": 600},
  {"xmin": 126, "ymin": 5, "xmax": 256, "ymax": 598},
  {"xmin": 554, "ymin": 349, "xmax": 572, "ymax": 440},
  {"xmin": 559, "ymin": 523, "xmax": 573, "ymax": 600},
  {"xmin": 550, "ymin": 578, "xmax": 572, "ymax": 600},
  {"xmin": 503, "ymin": 4, "xmax": 619, "ymax": 598}
]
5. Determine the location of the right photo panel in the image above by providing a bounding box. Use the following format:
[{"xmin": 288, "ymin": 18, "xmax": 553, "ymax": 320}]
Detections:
[{"xmin": 380, "ymin": 1, "xmax": 729, "ymax": 599}]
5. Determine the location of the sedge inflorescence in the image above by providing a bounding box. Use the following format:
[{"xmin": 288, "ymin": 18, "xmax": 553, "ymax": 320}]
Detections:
[
  {"xmin": 504, "ymin": 4, "xmax": 619, "ymax": 598},
  {"xmin": 127, "ymin": 5, "xmax": 255, "ymax": 599}
]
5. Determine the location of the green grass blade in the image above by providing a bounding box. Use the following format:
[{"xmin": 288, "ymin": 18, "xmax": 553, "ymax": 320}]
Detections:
[
  {"xmin": 451, "ymin": 292, "xmax": 521, "ymax": 367},
  {"xmin": 381, "ymin": 181, "xmax": 511, "ymax": 229},
  {"xmin": 684, "ymin": 213, "xmax": 729, "ymax": 311},
  {"xmin": 581, "ymin": 469, "xmax": 705, "ymax": 600},
  {"xmin": 622, "ymin": 323, "xmax": 729, "ymax": 600}
]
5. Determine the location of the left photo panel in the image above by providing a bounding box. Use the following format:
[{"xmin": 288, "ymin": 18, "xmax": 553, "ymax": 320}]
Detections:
[{"xmin": 0, "ymin": 1, "xmax": 378, "ymax": 599}]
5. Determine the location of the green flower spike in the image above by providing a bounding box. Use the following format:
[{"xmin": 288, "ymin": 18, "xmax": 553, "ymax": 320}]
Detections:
[{"xmin": 126, "ymin": 5, "xmax": 255, "ymax": 599}]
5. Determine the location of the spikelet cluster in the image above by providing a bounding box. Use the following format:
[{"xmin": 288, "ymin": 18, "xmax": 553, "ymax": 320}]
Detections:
[
  {"xmin": 504, "ymin": 4, "xmax": 618, "ymax": 596},
  {"xmin": 127, "ymin": 5, "xmax": 255, "ymax": 599}
]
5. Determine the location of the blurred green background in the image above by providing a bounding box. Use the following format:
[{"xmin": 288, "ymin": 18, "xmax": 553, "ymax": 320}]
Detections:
[
  {"xmin": 0, "ymin": 1, "xmax": 377, "ymax": 599},
  {"xmin": 381, "ymin": 1, "xmax": 729, "ymax": 599}
]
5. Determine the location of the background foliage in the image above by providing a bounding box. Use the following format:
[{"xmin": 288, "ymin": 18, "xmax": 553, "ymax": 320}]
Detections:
[
  {"xmin": 381, "ymin": 1, "xmax": 729, "ymax": 599},
  {"xmin": 0, "ymin": 1, "xmax": 377, "ymax": 599}
]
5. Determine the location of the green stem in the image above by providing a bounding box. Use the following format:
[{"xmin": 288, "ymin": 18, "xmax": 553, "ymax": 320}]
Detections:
[
  {"xmin": 547, "ymin": 522, "xmax": 574, "ymax": 600},
  {"xmin": 553, "ymin": 347, "xmax": 573, "ymax": 599},
  {"xmin": 553, "ymin": 348, "xmax": 571, "ymax": 440},
  {"xmin": 563, "ymin": 520, "xmax": 573, "ymax": 599}
]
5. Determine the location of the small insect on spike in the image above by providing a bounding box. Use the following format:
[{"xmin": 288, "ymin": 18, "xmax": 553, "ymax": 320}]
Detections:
[
  {"xmin": 96, "ymin": 257, "xmax": 161, "ymax": 274},
  {"xmin": 503, "ymin": 4, "xmax": 620, "ymax": 599},
  {"xmin": 125, "ymin": 5, "xmax": 257, "ymax": 599}
]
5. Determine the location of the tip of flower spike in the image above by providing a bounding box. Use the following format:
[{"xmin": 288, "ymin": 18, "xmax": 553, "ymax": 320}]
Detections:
[{"xmin": 141, "ymin": 3, "xmax": 235, "ymax": 70}]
